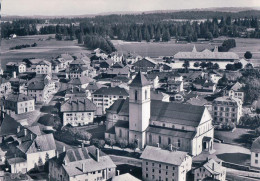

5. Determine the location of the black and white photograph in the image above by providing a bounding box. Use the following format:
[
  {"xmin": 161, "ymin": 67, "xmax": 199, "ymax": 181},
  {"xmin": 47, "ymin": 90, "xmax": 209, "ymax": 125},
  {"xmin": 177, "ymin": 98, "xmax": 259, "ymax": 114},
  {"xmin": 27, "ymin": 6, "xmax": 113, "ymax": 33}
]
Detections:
[{"xmin": 0, "ymin": 0, "xmax": 260, "ymax": 180}]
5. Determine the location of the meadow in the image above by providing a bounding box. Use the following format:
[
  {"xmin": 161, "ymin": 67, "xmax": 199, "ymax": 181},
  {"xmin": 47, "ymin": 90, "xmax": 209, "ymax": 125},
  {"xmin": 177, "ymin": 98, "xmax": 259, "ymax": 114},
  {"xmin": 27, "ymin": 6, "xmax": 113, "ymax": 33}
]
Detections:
[{"xmin": 0, "ymin": 34, "xmax": 90, "ymax": 69}]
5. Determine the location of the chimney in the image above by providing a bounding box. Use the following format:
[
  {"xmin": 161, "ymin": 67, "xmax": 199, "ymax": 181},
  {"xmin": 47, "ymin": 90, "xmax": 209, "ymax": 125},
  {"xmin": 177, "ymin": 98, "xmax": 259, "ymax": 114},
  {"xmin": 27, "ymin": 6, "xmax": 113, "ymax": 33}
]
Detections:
[
  {"xmin": 96, "ymin": 148, "xmax": 100, "ymax": 162},
  {"xmin": 117, "ymin": 170, "xmax": 120, "ymax": 176},
  {"xmin": 24, "ymin": 129, "xmax": 27, "ymax": 136},
  {"xmin": 30, "ymin": 134, "xmax": 33, "ymax": 140},
  {"xmin": 56, "ymin": 151, "xmax": 59, "ymax": 158},
  {"xmin": 13, "ymin": 71, "xmax": 16, "ymax": 79},
  {"xmin": 212, "ymin": 162, "xmax": 215, "ymax": 171},
  {"xmin": 157, "ymin": 143, "xmax": 160, "ymax": 148},
  {"xmin": 82, "ymin": 163, "xmax": 86, "ymax": 172},
  {"xmin": 63, "ymin": 146, "xmax": 66, "ymax": 152},
  {"xmin": 17, "ymin": 126, "xmax": 21, "ymax": 133}
]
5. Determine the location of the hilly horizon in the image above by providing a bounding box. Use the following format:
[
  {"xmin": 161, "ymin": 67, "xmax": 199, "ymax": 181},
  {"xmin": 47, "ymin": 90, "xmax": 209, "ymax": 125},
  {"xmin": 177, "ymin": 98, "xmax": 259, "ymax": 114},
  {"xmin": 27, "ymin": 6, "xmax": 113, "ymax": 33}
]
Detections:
[{"xmin": 2, "ymin": 6, "xmax": 260, "ymax": 19}]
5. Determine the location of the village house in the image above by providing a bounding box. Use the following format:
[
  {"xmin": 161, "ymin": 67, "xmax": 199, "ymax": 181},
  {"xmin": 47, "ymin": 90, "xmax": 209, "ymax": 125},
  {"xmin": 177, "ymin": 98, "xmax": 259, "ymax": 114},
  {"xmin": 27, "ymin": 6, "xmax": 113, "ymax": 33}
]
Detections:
[
  {"xmin": 0, "ymin": 116, "xmax": 56, "ymax": 173},
  {"xmin": 212, "ymin": 96, "xmax": 242, "ymax": 125},
  {"xmin": 0, "ymin": 77, "xmax": 12, "ymax": 98},
  {"xmin": 49, "ymin": 146, "xmax": 116, "ymax": 181},
  {"xmin": 68, "ymin": 76, "xmax": 94, "ymax": 89},
  {"xmin": 192, "ymin": 78, "xmax": 216, "ymax": 94},
  {"xmin": 60, "ymin": 97, "xmax": 96, "ymax": 126},
  {"xmin": 109, "ymin": 53, "xmax": 124, "ymax": 63},
  {"xmin": 167, "ymin": 80, "xmax": 184, "ymax": 93},
  {"xmin": 4, "ymin": 93, "xmax": 35, "ymax": 114},
  {"xmin": 64, "ymin": 86, "xmax": 89, "ymax": 101},
  {"xmin": 27, "ymin": 75, "xmax": 56, "ymax": 103},
  {"xmin": 105, "ymin": 72, "xmax": 214, "ymax": 156},
  {"xmin": 145, "ymin": 74, "xmax": 160, "ymax": 89},
  {"xmin": 54, "ymin": 53, "xmax": 74, "ymax": 71},
  {"xmin": 224, "ymin": 82, "xmax": 244, "ymax": 101},
  {"xmin": 112, "ymin": 173, "xmax": 141, "ymax": 181},
  {"xmin": 150, "ymin": 90, "xmax": 170, "ymax": 102},
  {"xmin": 133, "ymin": 57, "xmax": 158, "ymax": 72},
  {"xmin": 92, "ymin": 86, "xmax": 129, "ymax": 116},
  {"xmin": 66, "ymin": 59, "xmax": 96, "ymax": 79},
  {"xmin": 140, "ymin": 145, "xmax": 192, "ymax": 181},
  {"xmin": 174, "ymin": 46, "xmax": 239, "ymax": 69},
  {"xmin": 204, "ymin": 70, "xmax": 222, "ymax": 84},
  {"xmin": 110, "ymin": 75, "xmax": 131, "ymax": 88},
  {"xmin": 6, "ymin": 62, "xmax": 27, "ymax": 74},
  {"xmin": 251, "ymin": 136, "xmax": 260, "ymax": 169},
  {"xmin": 193, "ymin": 158, "xmax": 226, "ymax": 181},
  {"xmin": 29, "ymin": 59, "xmax": 52, "ymax": 75}
]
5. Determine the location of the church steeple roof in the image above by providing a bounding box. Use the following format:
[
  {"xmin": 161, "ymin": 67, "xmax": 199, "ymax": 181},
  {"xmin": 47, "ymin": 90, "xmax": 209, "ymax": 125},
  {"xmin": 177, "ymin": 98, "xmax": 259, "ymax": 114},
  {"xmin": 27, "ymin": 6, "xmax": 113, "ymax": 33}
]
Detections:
[{"xmin": 130, "ymin": 71, "xmax": 150, "ymax": 87}]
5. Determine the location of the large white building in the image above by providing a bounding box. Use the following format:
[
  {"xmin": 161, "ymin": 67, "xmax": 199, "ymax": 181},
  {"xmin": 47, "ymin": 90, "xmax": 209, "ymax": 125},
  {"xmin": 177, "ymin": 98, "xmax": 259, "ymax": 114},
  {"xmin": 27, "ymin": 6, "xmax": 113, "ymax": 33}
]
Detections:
[
  {"xmin": 60, "ymin": 97, "xmax": 96, "ymax": 126},
  {"xmin": 212, "ymin": 96, "xmax": 242, "ymax": 125},
  {"xmin": 30, "ymin": 59, "xmax": 52, "ymax": 75},
  {"xmin": 4, "ymin": 93, "xmax": 35, "ymax": 114},
  {"xmin": 140, "ymin": 145, "xmax": 192, "ymax": 181},
  {"xmin": 49, "ymin": 146, "xmax": 116, "ymax": 181},
  {"xmin": 105, "ymin": 71, "xmax": 214, "ymax": 156}
]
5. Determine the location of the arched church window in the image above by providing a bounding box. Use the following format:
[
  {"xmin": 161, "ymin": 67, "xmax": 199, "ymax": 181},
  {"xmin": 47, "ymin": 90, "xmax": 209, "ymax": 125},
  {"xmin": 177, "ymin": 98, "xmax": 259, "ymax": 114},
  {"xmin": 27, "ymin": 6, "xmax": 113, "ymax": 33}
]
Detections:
[
  {"xmin": 119, "ymin": 129, "xmax": 122, "ymax": 137},
  {"xmin": 135, "ymin": 90, "xmax": 138, "ymax": 101},
  {"xmin": 159, "ymin": 136, "xmax": 161, "ymax": 144},
  {"xmin": 149, "ymin": 134, "xmax": 152, "ymax": 143},
  {"xmin": 168, "ymin": 138, "xmax": 171, "ymax": 145},
  {"xmin": 178, "ymin": 139, "xmax": 181, "ymax": 147}
]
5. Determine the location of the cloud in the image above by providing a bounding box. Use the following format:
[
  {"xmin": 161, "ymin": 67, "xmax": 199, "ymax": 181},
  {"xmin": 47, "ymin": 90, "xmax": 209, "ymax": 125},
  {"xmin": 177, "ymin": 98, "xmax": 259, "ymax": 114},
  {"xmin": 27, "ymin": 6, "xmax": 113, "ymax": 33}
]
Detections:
[{"xmin": 2, "ymin": 0, "xmax": 260, "ymax": 16}]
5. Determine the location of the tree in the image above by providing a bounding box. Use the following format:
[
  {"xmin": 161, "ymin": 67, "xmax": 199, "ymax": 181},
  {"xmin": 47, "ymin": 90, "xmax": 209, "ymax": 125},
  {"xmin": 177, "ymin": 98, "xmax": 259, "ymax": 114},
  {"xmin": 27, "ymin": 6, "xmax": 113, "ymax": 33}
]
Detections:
[
  {"xmin": 193, "ymin": 62, "xmax": 200, "ymax": 68},
  {"xmin": 226, "ymin": 64, "xmax": 235, "ymax": 71},
  {"xmin": 234, "ymin": 62, "xmax": 243, "ymax": 70},
  {"xmin": 129, "ymin": 141, "xmax": 138, "ymax": 152},
  {"xmin": 38, "ymin": 157, "xmax": 43, "ymax": 167},
  {"xmin": 213, "ymin": 63, "xmax": 220, "ymax": 69},
  {"xmin": 206, "ymin": 62, "xmax": 214, "ymax": 69},
  {"xmin": 105, "ymin": 138, "xmax": 116, "ymax": 149},
  {"xmin": 205, "ymin": 32, "xmax": 213, "ymax": 40},
  {"xmin": 200, "ymin": 62, "xmax": 207, "ymax": 70},
  {"xmin": 162, "ymin": 28, "xmax": 170, "ymax": 42},
  {"xmin": 97, "ymin": 140, "xmax": 105, "ymax": 149},
  {"xmin": 244, "ymin": 51, "xmax": 253, "ymax": 59},
  {"xmin": 118, "ymin": 139, "xmax": 128, "ymax": 150},
  {"xmin": 182, "ymin": 60, "xmax": 190, "ymax": 72},
  {"xmin": 217, "ymin": 74, "xmax": 229, "ymax": 87}
]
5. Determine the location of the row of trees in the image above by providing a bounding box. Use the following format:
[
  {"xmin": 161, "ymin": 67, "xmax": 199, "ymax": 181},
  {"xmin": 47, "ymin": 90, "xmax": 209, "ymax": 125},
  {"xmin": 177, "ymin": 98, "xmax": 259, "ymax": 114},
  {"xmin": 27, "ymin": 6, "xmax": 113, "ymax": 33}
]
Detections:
[{"xmin": 2, "ymin": 15, "xmax": 260, "ymax": 41}]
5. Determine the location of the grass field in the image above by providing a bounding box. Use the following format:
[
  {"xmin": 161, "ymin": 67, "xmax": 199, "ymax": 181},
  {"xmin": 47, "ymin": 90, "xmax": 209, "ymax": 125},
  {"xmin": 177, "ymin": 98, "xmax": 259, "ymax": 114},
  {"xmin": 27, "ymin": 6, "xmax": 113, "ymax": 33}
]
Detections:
[
  {"xmin": 0, "ymin": 34, "xmax": 90, "ymax": 69},
  {"xmin": 214, "ymin": 128, "xmax": 257, "ymax": 148}
]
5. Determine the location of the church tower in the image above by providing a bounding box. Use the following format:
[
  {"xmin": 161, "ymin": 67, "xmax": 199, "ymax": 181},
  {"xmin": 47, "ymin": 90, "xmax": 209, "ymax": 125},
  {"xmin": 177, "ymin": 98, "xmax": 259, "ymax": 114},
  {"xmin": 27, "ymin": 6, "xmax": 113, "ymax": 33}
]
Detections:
[{"xmin": 129, "ymin": 71, "xmax": 151, "ymax": 149}]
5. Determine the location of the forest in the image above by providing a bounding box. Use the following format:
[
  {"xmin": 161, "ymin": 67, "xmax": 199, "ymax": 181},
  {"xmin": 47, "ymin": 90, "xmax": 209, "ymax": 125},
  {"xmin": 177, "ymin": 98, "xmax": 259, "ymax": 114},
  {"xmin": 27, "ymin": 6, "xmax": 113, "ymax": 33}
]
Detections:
[{"xmin": 1, "ymin": 10, "xmax": 260, "ymax": 53}]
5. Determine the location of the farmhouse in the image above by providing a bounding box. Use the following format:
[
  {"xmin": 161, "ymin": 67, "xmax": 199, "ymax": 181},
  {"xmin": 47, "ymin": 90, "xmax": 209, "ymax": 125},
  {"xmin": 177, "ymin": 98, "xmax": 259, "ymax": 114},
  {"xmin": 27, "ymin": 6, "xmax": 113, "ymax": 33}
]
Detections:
[{"xmin": 174, "ymin": 46, "xmax": 239, "ymax": 62}]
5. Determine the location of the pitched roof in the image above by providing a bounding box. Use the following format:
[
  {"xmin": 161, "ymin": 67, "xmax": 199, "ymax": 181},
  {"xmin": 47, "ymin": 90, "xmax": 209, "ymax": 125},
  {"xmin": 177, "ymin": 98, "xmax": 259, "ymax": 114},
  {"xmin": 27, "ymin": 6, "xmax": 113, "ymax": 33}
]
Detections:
[
  {"xmin": 112, "ymin": 173, "xmax": 141, "ymax": 181},
  {"xmin": 106, "ymin": 67, "xmax": 129, "ymax": 75},
  {"xmin": 61, "ymin": 97, "xmax": 96, "ymax": 112},
  {"xmin": 150, "ymin": 100, "xmax": 205, "ymax": 127},
  {"xmin": 93, "ymin": 86, "xmax": 128, "ymax": 96},
  {"xmin": 68, "ymin": 76, "xmax": 94, "ymax": 85},
  {"xmin": 52, "ymin": 146, "xmax": 116, "ymax": 177},
  {"xmin": 25, "ymin": 134, "xmax": 56, "ymax": 154},
  {"xmin": 86, "ymin": 82, "xmax": 107, "ymax": 91},
  {"xmin": 0, "ymin": 115, "xmax": 22, "ymax": 136},
  {"xmin": 107, "ymin": 98, "xmax": 129, "ymax": 116},
  {"xmin": 27, "ymin": 81, "xmax": 46, "ymax": 90},
  {"xmin": 114, "ymin": 120, "xmax": 129, "ymax": 129},
  {"xmin": 200, "ymin": 159, "xmax": 225, "ymax": 175},
  {"xmin": 140, "ymin": 146, "xmax": 189, "ymax": 166},
  {"xmin": 6, "ymin": 93, "xmax": 34, "ymax": 102},
  {"xmin": 251, "ymin": 136, "xmax": 260, "ymax": 153},
  {"xmin": 7, "ymin": 157, "xmax": 26, "ymax": 164},
  {"xmin": 129, "ymin": 71, "xmax": 150, "ymax": 87},
  {"xmin": 174, "ymin": 49, "xmax": 239, "ymax": 60}
]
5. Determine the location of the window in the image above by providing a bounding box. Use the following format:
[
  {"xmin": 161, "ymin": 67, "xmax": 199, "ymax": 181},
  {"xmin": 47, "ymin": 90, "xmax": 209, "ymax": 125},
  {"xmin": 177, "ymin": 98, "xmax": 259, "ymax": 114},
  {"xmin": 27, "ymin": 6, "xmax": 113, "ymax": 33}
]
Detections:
[
  {"xmin": 166, "ymin": 165, "xmax": 168, "ymax": 169},
  {"xmin": 166, "ymin": 171, "xmax": 168, "ymax": 175},
  {"xmin": 135, "ymin": 90, "xmax": 138, "ymax": 101},
  {"xmin": 152, "ymin": 169, "xmax": 154, "ymax": 173},
  {"xmin": 168, "ymin": 138, "xmax": 171, "ymax": 145},
  {"xmin": 220, "ymin": 107, "xmax": 224, "ymax": 111},
  {"xmin": 146, "ymin": 162, "xmax": 148, "ymax": 165},
  {"xmin": 146, "ymin": 174, "xmax": 148, "ymax": 178},
  {"xmin": 159, "ymin": 170, "xmax": 161, "ymax": 174},
  {"xmin": 178, "ymin": 139, "xmax": 181, "ymax": 147},
  {"xmin": 255, "ymin": 160, "xmax": 258, "ymax": 164},
  {"xmin": 159, "ymin": 136, "xmax": 161, "ymax": 144},
  {"xmin": 173, "ymin": 167, "xmax": 175, "ymax": 170},
  {"xmin": 119, "ymin": 129, "xmax": 122, "ymax": 137},
  {"xmin": 159, "ymin": 164, "xmax": 161, "ymax": 168},
  {"xmin": 152, "ymin": 175, "xmax": 155, "ymax": 179},
  {"xmin": 149, "ymin": 134, "xmax": 152, "ymax": 143},
  {"xmin": 145, "ymin": 90, "xmax": 147, "ymax": 100},
  {"xmin": 256, "ymin": 153, "xmax": 258, "ymax": 158},
  {"xmin": 146, "ymin": 168, "xmax": 148, "ymax": 171},
  {"xmin": 152, "ymin": 163, "xmax": 154, "ymax": 166}
]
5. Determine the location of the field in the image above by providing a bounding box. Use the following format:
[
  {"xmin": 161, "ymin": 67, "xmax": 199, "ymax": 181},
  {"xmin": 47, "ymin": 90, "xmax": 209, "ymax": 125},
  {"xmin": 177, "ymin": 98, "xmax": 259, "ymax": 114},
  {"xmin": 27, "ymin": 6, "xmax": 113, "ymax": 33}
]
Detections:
[{"xmin": 0, "ymin": 34, "xmax": 90, "ymax": 69}]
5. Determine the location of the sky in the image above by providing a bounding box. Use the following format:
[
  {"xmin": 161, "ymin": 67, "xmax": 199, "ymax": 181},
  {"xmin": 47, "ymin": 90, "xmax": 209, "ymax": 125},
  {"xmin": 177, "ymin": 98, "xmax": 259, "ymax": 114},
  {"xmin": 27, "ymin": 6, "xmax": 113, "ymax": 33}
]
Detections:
[{"xmin": 2, "ymin": 0, "xmax": 260, "ymax": 16}]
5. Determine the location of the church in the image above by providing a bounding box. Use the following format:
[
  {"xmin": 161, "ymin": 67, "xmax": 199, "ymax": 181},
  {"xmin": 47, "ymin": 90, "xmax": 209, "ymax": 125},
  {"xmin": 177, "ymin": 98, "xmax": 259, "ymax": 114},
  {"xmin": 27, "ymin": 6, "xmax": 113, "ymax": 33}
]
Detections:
[{"xmin": 105, "ymin": 71, "xmax": 214, "ymax": 156}]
